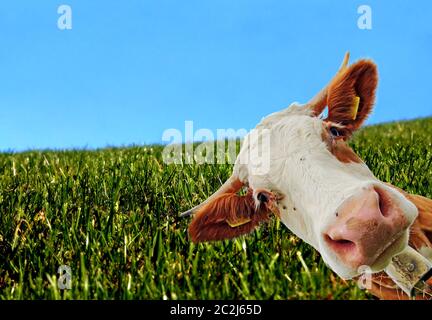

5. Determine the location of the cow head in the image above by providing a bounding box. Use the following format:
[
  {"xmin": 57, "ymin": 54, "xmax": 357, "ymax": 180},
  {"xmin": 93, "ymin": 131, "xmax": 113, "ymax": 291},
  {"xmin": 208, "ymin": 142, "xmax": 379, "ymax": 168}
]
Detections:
[{"xmin": 182, "ymin": 53, "xmax": 418, "ymax": 280}]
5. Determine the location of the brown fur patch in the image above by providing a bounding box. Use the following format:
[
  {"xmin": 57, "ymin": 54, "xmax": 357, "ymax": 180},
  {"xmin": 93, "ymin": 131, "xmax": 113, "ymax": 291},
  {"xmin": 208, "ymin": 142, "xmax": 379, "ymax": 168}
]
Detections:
[{"xmin": 188, "ymin": 189, "xmax": 272, "ymax": 243}]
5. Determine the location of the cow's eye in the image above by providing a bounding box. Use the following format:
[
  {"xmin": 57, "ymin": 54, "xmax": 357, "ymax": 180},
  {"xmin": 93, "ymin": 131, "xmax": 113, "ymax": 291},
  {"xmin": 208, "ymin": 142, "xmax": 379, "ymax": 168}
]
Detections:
[{"xmin": 329, "ymin": 126, "xmax": 341, "ymax": 137}]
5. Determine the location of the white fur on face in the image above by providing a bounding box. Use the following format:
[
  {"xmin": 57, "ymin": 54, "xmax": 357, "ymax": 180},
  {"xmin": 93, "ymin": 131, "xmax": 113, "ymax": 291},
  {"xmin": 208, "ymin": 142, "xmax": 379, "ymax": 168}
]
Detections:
[{"xmin": 233, "ymin": 103, "xmax": 418, "ymax": 279}]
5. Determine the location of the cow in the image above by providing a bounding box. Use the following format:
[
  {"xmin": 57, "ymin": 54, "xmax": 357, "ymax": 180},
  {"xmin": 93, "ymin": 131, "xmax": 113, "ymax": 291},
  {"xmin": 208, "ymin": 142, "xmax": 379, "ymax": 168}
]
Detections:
[{"xmin": 180, "ymin": 53, "xmax": 432, "ymax": 300}]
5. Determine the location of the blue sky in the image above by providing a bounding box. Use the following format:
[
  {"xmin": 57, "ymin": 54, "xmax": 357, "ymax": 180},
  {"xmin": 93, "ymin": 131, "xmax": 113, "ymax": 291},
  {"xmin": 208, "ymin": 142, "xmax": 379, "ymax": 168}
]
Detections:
[{"xmin": 0, "ymin": 0, "xmax": 431, "ymax": 151}]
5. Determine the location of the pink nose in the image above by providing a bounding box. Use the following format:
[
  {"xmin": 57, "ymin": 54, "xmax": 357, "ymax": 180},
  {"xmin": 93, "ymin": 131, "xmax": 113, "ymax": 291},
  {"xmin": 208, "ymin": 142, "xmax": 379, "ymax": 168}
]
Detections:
[{"xmin": 324, "ymin": 185, "xmax": 409, "ymax": 269}]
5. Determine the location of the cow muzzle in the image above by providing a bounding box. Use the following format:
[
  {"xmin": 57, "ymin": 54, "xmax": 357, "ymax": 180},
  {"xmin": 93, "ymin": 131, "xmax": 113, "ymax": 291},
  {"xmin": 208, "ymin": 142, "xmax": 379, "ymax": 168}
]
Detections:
[{"xmin": 323, "ymin": 184, "xmax": 413, "ymax": 271}]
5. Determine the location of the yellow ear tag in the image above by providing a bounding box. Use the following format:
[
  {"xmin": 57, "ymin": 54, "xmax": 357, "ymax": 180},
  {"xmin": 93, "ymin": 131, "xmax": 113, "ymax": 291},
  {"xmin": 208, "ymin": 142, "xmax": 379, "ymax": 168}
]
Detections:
[
  {"xmin": 351, "ymin": 96, "xmax": 360, "ymax": 120},
  {"xmin": 226, "ymin": 217, "xmax": 251, "ymax": 228}
]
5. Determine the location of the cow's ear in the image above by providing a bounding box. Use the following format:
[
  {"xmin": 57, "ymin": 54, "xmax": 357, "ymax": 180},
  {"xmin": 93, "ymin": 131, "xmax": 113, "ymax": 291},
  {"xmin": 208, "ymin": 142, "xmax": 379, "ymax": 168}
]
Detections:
[
  {"xmin": 188, "ymin": 190, "xmax": 271, "ymax": 243},
  {"xmin": 326, "ymin": 59, "xmax": 378, "ymax": 132}
]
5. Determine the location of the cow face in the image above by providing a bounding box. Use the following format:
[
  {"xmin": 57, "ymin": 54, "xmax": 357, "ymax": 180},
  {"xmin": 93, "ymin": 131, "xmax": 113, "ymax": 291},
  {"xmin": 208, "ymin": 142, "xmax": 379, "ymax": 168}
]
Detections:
[{"xmin": 183, "ymin": 54, "xmax": 418, "ymax": 280}]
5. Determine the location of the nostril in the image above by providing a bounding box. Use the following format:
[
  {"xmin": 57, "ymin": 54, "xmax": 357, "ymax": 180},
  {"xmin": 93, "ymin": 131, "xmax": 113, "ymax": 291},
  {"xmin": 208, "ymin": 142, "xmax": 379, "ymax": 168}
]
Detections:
[
  {"xmin": 334, "ymin": 239, "xmax": 353, "ymax": 245},
  {"xmin": 257, "ymin": 192, "xmax": 268, "ymax": 203},
  {"xmin": 374, "ymin": 187, "xmax": 391, "ymax": 217},
  {"xmin": 324, "ymin": 234, "xmax": 356, "ymax": 253}
]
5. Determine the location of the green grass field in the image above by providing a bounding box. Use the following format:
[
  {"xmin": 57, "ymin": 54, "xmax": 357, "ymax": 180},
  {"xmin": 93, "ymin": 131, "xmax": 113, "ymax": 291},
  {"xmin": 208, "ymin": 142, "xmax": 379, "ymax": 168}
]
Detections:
[{"xmin": 0, "ymin": 117, "xmax": 431, "ymax": 300}]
